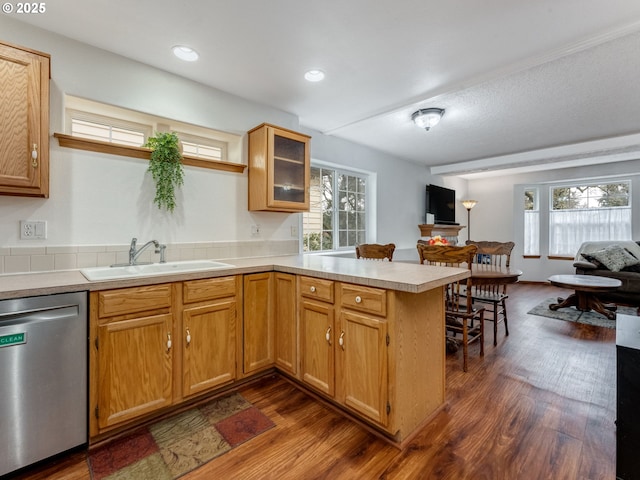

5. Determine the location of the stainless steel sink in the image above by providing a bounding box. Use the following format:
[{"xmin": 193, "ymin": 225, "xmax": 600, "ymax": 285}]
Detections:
[{"xmin": 80, "ymin": 260, "xmax": 234, "ymax": 281}]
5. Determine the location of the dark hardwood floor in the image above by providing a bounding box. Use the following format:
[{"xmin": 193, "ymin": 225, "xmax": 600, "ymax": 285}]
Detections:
[{"xmin": 12, "ymin": 283, "xmax": 618, "ymax": 480}]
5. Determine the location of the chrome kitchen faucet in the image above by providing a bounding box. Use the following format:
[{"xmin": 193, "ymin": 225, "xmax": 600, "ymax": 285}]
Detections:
[{"xmin": 128, "ymin": 237, "xmax": 166, "ymax": 265}]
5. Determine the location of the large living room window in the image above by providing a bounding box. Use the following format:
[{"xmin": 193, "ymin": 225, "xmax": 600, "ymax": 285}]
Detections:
[
  {"xmin": 302, "ymin": 165, "xmax": 369, "ymax": 252},
  {"xmin": 549, "ymin": 181, "xmax": 632, "ymax": 256}
]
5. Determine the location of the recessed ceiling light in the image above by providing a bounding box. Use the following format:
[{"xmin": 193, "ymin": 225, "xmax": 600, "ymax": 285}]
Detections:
[
  {"xmin": 304, "ymin": 69, "xmax": 325, "ymax": 82},
  {"xmin": 172, "ymin": 45, "xmax": 199, "ymax": 62}
]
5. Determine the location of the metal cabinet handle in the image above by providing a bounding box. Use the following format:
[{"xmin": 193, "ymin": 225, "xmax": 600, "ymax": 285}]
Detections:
[
  {"xmin": 310, "ymin": 286, "xmax": 316, "ymax": 293},
  {"xmin": 325, "ymin": 326, "xmax": 332, "ymax": 345},
  {"xmin": 339, "ymin": 331, "xmax": 345, "ymax": 350},
  {"xmin": 167, "ymin": 332, "xmax": 172, "ymax": 351},
  {"xmin": 186, "ymin": 327, "xmax": 191, "ymax": 345},
  {"xmin": 355, "ymin": 295, "xmax": 362, "ymax": 304},
  {"xmin": 31, "ymin": 144, "xmax": 38, "ymax": 168}
]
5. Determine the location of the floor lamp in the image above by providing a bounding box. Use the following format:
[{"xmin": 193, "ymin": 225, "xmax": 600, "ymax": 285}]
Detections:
[{"xmin": 462, "ymin": 200, "xmax": 478, "ymax": 242}]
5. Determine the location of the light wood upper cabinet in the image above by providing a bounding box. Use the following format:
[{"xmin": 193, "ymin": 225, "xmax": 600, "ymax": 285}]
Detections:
[
  {"xmin": 181, "ymin": 277, "xmax": 239, "ymax": 398},
  {"xmin": 0, "ymin": 41, "xmax": 50, "ymax": 197},
  {"xmin": 248, "ymin": 123, "xmax": 310, "ymax": 212}
]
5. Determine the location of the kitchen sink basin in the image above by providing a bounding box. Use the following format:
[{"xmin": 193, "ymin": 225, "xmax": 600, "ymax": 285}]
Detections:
[{"xmin": 80, "ymin": 260, "xmax": 234, "ymax": 281}]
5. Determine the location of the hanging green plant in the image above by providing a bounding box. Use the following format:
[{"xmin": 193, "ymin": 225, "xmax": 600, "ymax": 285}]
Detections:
[{"xmin": 145, "ymin": 132, "xmax": 184, "ymax": 212}]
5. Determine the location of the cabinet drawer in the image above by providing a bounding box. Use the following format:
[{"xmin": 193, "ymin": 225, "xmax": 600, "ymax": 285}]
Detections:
[
  {"xmin": 300, "ymin": 276, "xmax": 334, "ymax": 303},
  {"xmin": 98, "ymin": 284, "xmax": 172, "ymax": 318},
  {"xmin": 339, "ymin": 284, "xmax": 387, "ymax": 316},
  {"xmin": 183, "ymin": 276, "xmax": 236, "ymax": 303}
]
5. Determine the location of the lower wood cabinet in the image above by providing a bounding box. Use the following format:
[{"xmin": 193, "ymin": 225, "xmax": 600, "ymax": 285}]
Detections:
[
  {"xmin": 91, "ymin": 284, "xmax": 174, "ymax": 434},
  {"xmin": 181, "ymin": 277, "xmax": 239, "ymax": 398},
  {"xmin": 242, "ymin": 273, "xmax": 274, "ymax": 375},
  {"xmin": 274, "ymin": 273, "xmax": 297, "ymax": 375},
  {"xmin": 300, "ymin": 296, "xmax": 335, "ymax": 395},
  {"xmin": 299, "ymin": 278, "xmax": 390, "ymax": 428},
  {"xmin": 90, "ymin": 277, "xmax": 240, "ymax": 439},
  {"xmin": 299, "ymin": 278, "xmax": 445, "ymax": 440},
  {"xmin": 338, "ymin": 308, "xmax": 388, "ymax": 426},
  {"xmin": 90, "ymin": 270, "xmax": 446, "ymax": 446}
]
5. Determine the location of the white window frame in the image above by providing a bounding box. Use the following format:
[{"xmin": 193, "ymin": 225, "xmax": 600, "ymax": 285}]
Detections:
[
  {"xmin": 520, "ymin": 178, "xmax": 633, "ymax": 258},
  {"xmin": 523, "ymin": 187, "xmax": 540, "ymax": 256},
  {"xmin": 67, "ymin": 110, "xmax": 152, "ymax": 146},
  {"xmin": 548, "ymin": 180, "xmax": 632, "ymax": 256},
  {"xmin": 302, "ymin": 159, "xmax": 376, "ymax": 254},
  {"xmin": 176, "ymin": 132, "xmax": 227, "ymax": 162},
  {"xmin": 63, "ymin": 95, "xmax": 241, "ymax": 164}
]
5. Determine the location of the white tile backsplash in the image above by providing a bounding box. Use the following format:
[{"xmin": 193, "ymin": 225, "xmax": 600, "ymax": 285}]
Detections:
[
  {"xmin": 54, "ymin": 253, "xmax": 77, "ymax": 270},
  {"xmin": 31, "ymin": 255, "xmax": 55, "ymax": 272},
  {"xmin": 0, "ymin": 240, "xmax": 299, "ymax": 274},
  {"xmin": 5, "ymin": 255, "xmax": 30, "ymax": 274}
]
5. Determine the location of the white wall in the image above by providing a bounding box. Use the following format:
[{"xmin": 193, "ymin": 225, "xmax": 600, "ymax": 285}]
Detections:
[
  {"xmin": 0, "ymin": 17, "xmax": 433, "ymax": 264},
  {"xmin": 466, "ymin": 159, "xmax": 640, "ymax": 281}
]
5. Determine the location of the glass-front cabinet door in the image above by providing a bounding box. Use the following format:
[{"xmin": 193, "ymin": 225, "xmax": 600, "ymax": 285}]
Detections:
[{"xmin": 248, "ymin": 123, "xmax": 310, "ymax": 212}]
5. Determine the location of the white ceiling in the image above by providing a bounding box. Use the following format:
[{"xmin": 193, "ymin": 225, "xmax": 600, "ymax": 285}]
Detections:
[{"xmin": 13, "ymin": 1, "xmax": 640, "ymax": 176}]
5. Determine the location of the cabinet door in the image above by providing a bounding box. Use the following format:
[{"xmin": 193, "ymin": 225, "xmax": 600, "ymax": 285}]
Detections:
[
  {"xmin": 339, "ymin": 310, "xmax": 388, "ymax": 426},
  {"xmin": 275, "ymin": 273, "xmax": 297, "ymax": 375},
  {"xmin": 182, "ymin": 299, "xmax": 236, "ymax": 397},
  {"xmin": 0, "ymin": 42, "xmax": 50, "ymax": 197},
  {"xmin": 269, "ymin": 127, "xmax": 309, "ymax": 209},
  {"xmin": 243, "ymin": 273, "xmax": 275, "ymax": 374},
  {"xmin": 300, "ymin": 299, "xmax": 335, "ymax": 396},
  {"xmin": 97, "ymin": 313, "xmax": 173, "ymax": 430},
  {"xmin": 248, "ymin": 124, "xmax": 310, "ymax": 212}
]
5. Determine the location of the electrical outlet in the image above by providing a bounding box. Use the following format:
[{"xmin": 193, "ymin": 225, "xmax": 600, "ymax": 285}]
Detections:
[
  {"xmin": 290, "ymin": 225, "xmax": 299, "ymax": 237},
  {"xmin": 20, "ymin": 220, "xmax": 47, "ymax": 240},
  {"xmin": 251, "ymin": 224, "xmax": 261, "ymax": 236}
]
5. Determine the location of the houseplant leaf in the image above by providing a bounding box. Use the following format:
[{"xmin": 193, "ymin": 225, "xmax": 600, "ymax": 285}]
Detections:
[{"xmin": 145, "ymin": 132, "xmax": 184, "ymax": 212}]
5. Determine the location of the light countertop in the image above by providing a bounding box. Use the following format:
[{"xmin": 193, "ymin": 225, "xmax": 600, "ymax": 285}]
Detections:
[{"xmin": 0, "ymin": 255, "xmax": 469, "ymax": 300}]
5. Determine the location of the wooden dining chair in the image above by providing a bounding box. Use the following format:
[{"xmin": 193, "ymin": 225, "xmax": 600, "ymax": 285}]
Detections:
[
  {"xmin": 465, "ymin": 240, "xmax": 515, "ymax": 346},
  {"xmin": 417, "ymin": 243, "xmax": 485, "ymax": 372},
  {"xmin": 355, "ymin": 243, "xmax": 395, "ymax": 261}
]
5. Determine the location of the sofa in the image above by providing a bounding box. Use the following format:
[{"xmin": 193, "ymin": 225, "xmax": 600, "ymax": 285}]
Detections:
[{"xmin": 573, "ymin": 240, "xmax": 640, "ymax": 308}]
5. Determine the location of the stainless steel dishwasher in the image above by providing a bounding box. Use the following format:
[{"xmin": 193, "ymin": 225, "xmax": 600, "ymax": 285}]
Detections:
[{"xmin": 0, "ymin": 291, "xmax": 88, "ymax": 477}]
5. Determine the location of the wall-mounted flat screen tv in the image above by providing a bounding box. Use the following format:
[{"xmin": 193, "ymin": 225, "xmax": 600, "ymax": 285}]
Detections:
[{"xmin": 426, "ymin": 184, "xmax": 457, "ymax": 225}]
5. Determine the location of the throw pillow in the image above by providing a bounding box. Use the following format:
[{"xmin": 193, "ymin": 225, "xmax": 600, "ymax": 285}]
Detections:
[
  {"xmin": 581, "ymin": 252, "xmax": 606, "ymax": 269},
  {"xmin": 588, "ymin": 244, "xmax": 640, "ymax": 272}
]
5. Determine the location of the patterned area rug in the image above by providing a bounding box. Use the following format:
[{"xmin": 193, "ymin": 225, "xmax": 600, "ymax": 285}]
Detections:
[
  {"xmin": 88, "ymin": 392, "xmax": 274, "ymax": 480},
  {"xmin": 527, "ymin": 297, "xmax": 637, "ymax": 328}
]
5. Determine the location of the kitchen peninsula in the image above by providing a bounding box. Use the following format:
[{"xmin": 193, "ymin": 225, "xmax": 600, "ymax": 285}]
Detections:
[{"xmin": 0, "ymin": 255, "xmax": 468, "ymax": 448}]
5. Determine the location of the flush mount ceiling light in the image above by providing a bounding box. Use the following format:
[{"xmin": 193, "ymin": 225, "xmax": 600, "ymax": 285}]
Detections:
[
  {"xmin": 172, "ymin": 45, "xmax": 199, "ymax": 62},
  {"xmin": 304, "ymin": 69, "xmax": 325, "ymax": 82},
  {"xmin": 411, "ymin": 108, "xmax": 445, "ymax": 130}
]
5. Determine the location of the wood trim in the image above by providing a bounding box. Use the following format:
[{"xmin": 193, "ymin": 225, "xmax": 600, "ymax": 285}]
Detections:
[
  {"xmin": 547, "ymin": 256, "xmax": 574, "ymax": 260},
  {"xmin": 418, "ymin": 224, "xmax": 466, "ymax": 237},
  {"xmin": 247, "ymin": 122, "xmax": 311, "ymax": 139},
  {"xmin": 522, "ymin": 255, "xmax": 541, "ymax": 259},
  {"xmin": 54, "ymin": 133, "xmax": 246, "ymax": 174},
  {"xmin": 0, "ymin": 39, "xmax": 51, "ymax": 61}
]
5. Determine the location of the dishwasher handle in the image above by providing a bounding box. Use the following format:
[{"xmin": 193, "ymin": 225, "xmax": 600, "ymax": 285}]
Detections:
[{"xmin": 0, "ymin": 305, "xmax": 80, "ymax": 325}]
